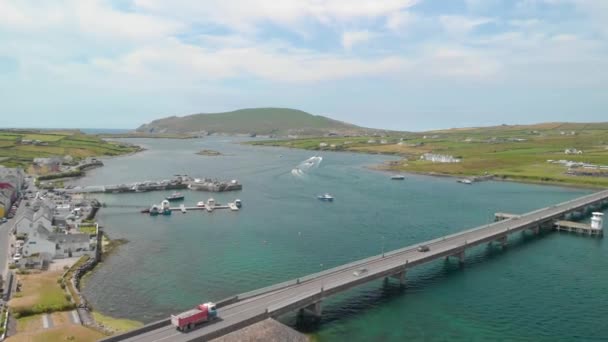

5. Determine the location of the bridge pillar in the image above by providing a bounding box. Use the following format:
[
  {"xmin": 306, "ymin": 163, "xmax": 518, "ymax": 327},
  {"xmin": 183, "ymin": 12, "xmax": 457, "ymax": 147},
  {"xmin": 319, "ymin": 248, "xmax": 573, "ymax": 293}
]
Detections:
[
  {"xmin": 390, "ymin": 270, "xmax": 407, "ymax": 285},
  {"xmin": 498, "ymin": 235, "xmax": 507, "ymax": 247},
  {"xmin": 457, "ymin": 250, "xmax": 465, "ymax": 264},
  {"xmin": 302, "ymin": 301, "xmax": 323, "ymax": 317},
  {"xmin": 446, "ymin": 250, "xmax": 465, "ymax": 264}
]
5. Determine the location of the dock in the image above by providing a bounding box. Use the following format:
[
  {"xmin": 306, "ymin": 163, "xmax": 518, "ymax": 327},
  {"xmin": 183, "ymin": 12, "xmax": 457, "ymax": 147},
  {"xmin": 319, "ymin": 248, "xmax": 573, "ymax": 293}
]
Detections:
[
  {"xmin": 555, "ymin": 220, "xmax": 602, "ymax": 236},
  {"xmin": 169, "ymin": 205, "xmax": 231, "ymax": 212}
]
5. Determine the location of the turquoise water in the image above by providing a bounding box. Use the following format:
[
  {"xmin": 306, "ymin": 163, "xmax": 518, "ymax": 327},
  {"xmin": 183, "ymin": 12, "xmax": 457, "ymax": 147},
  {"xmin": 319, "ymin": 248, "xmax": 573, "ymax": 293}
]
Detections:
[{"xmin": 78, "ymin": 138, "xmax": 607, "ymax": 341}]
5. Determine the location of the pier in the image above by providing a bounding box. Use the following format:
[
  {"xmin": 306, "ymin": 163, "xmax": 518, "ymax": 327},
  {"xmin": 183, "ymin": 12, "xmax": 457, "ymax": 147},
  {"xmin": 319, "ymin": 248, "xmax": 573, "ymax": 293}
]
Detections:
[
  {"xmin": 63, "ymin": 175, "xmax": 242, "ymax": 194},
  {"xmin": 104, "ymin": 190, "xmax": 608, "ymax": 342}
]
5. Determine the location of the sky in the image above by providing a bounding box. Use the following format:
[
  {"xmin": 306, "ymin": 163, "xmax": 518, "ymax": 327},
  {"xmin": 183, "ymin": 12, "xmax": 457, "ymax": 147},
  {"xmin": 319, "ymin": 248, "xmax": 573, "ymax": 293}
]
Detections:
[{"xmin": 0, "ymin": 0, "xmax": 606, "ymax": 131}]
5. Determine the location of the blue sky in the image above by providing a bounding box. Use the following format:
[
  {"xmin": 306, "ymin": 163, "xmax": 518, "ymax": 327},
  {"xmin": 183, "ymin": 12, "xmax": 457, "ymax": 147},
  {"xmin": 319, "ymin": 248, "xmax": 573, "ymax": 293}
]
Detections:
[{"xmin": 0, "ymin": 0, "xmax": 606, "ymax": 131}]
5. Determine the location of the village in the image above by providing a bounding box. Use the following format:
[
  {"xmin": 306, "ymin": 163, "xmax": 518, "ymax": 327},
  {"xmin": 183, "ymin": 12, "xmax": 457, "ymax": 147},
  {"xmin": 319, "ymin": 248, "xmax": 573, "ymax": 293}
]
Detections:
[{"xmin": 0, "ymin": 164, "xmax": 138, "ymax": 341}]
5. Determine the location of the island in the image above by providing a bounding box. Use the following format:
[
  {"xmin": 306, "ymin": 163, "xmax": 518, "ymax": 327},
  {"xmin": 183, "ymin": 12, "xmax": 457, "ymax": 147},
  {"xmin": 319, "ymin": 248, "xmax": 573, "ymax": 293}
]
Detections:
[{"xmin": 196, "ymin": 149, "xmax": 222, "ymax": 156}]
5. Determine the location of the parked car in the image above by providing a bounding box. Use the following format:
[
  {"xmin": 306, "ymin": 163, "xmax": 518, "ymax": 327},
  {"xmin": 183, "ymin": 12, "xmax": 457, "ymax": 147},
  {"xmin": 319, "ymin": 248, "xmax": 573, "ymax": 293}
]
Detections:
[
  {"xmin": 13, "ymin": 253, "xmax": 22, "ymax": 262},
  {"xmin": 417, "ymin": 245, "xmax": 430, "ymax": 252}
]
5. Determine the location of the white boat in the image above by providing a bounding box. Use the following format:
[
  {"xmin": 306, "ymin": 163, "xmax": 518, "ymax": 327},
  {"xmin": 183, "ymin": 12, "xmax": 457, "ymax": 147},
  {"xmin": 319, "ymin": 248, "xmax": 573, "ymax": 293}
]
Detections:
[
  {"xmin": 391, "ymin": 175, "xmax": 405, "ymax": 180},
  {"xmin": 458, "ymin": 179, "xmax": 473, "ymax": 185},
  {"xmin": 229, "ymin": 202, "xmax": 239, "ymax": 211},
  {"xmin": 317, "ymin": 193, "xmax": 334, "ymax": 201},
  {"xmin": 235, "ymin": 199, "xmax": 242, "ymax": 208},
  {"xmin": 196, "ymin": 201, "xmax": 205, "ymax": 207}
]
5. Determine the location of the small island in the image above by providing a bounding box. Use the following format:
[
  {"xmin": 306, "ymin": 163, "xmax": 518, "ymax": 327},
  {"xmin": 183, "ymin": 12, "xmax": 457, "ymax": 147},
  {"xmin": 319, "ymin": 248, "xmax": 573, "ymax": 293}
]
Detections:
[{"xmin": 196, "ymin": 149, "xmax": 222, "ymax": 156}]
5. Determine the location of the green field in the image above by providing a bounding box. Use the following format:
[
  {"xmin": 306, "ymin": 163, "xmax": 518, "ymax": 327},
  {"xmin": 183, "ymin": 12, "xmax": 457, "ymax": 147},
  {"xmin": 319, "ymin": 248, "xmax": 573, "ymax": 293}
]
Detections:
[
  {"xmin": 0, "ymin": 130, "xmax": 140, "ymax": 169},
  {"xmin": 249, "ymin": 122, "xmax": 608, "ymax": 188}
]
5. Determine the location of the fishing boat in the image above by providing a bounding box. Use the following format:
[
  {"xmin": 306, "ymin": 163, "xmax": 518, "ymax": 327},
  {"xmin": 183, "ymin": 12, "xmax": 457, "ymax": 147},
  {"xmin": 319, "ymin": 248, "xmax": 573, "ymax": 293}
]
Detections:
[
  {"xmin": 166, "ymin": 192, "xmax": 185, "ymax": 201},
  {"xmin": 235, "ymin": 199, "xmax": 242, "ymax": 208},
  {"xmin": 317, "ymin": 193, "xmax": 334, "ymax": 202},
  {"xmin": 391, "ymin": 175, "xmax": 405, "ymax": 180},
  {"xmin": 149, "ymin": 205, "xmax": 160, "ymax": 216}
]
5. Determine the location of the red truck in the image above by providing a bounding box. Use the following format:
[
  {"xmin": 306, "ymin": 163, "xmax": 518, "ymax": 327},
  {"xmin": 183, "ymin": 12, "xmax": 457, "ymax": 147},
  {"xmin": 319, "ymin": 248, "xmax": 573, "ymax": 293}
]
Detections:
[{"xmin": 171, "ymin": 302, "xmax": 218, "ymax": 331}]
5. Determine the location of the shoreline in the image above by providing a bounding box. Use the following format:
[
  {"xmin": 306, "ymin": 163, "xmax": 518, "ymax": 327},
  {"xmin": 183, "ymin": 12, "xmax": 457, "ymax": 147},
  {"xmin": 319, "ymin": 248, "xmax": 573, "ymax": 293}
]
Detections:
[
  {"xmin": 247, "ymin": 142, "xmax": 606, "ymax": 191},
  {"xmin": 368, "ymin": 164, "xmax": 605, "ymax": 191},
  {"xmin": 73, "ymin": 218, "xmax": 143, "ymax": 335}
]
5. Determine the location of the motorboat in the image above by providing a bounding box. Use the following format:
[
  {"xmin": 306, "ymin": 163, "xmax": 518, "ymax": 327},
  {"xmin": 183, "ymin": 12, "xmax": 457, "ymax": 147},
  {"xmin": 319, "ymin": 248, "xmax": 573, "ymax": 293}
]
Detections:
[
  {"xmin": 317, "ymin": 193, "xmax": 334, "ymax": 201},
  {"xmin": 391, "ymin": 175, "xmax": 405, "ymax": 180},
  {"xmin": 235, "ymin": 199, "xmax": 242, "ymax": 208}
]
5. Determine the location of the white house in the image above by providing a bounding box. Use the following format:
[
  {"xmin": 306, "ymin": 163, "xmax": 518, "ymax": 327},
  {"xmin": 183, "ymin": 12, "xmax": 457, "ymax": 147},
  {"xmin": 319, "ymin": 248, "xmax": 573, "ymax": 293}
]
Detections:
[
  {"xmin": 21, "ymin": 225, "xmax": 56, "ymax": 261},
  {"xmin": 421, "ymin": 153, "xmax": 462, "ymax": 163},
  {"xmin": 13, "ymin": 209, "xmax": 34, "ymax": 235},
  {"xmin": 22, "ymin": 224, "xmax": 95, "ymax": 260},
  {"xmin": 48, "ymin": 233, "xmax": 95, "ymax": 258},
  {"xmin": 15, "ymin": 205, "xmax": 54, "ymax": 237}
]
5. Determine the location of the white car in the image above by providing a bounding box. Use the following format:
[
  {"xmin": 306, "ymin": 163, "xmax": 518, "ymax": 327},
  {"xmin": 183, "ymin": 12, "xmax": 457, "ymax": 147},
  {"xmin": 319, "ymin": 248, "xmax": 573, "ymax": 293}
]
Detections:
[
  {"xmin": 13, "ymin": 253, "xmax": 22, "ymax": 262},
  {"xmin": 353, "ymin": 268, "xmax": 368, "ymax": 277}
]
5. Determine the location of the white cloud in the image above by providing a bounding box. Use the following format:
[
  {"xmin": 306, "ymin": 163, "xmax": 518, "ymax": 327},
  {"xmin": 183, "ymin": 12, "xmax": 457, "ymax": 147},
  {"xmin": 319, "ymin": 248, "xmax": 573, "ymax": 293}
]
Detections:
[
  {"xmin": 341, "ymin": 30, "xmax": 375, "ymax": 50},
  {"xmin": 386, "ymin": 11, "xmax": 415, "ymax": 32},
  {"xmin": 91, "ymin": 38, "xmax": 408, "ymax": 83},
  {"xmin": 439, "ymin": 15, "xmax": 494, "ymax": 36}
]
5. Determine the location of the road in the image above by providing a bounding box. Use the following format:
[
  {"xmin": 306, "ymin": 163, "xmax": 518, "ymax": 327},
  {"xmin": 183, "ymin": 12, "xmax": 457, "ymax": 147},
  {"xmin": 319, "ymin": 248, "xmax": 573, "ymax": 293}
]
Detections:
[{"xmin": 111, "ymin": 190, "xmax": 608, "ymax": 342}]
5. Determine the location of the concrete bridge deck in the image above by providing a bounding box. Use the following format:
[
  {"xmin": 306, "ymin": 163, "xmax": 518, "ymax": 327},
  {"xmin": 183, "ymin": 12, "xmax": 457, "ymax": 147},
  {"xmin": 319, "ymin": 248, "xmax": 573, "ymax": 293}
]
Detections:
[{"xmin": 102, "ymin": 190, "xmax": 608, "ymax": 342}]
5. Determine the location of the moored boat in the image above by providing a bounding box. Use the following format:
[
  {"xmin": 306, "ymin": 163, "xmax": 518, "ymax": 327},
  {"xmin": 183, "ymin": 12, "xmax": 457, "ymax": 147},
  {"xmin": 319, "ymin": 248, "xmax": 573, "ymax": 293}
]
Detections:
[
  {"xmin": 391, "ymin": 175, "xmax": 405, "ymax": 180},
  {"xmin": 166, "ymin": 192, "xmax": 185, "ymax": 201}
]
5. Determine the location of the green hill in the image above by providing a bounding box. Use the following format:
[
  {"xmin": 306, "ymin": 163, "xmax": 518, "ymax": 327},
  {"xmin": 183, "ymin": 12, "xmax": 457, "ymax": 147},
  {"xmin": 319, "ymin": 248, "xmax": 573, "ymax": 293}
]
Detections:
[{"xmin": 136, "ymin": 108, "xmax": 375, "ymax": 136}]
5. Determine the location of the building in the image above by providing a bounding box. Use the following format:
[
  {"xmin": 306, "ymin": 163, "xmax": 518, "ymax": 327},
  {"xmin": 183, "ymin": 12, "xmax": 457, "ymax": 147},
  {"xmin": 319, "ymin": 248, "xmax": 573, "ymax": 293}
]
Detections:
[
  {"xmin": 14, "ymin": 205, "xmax": 53, "ymax": 237},
  {"xmin": 421, "ymin": 153, "xmax": 462, "ymax": 163},
  {"xmin": 0, "ymin": 167, "xmax": 25, "ymax": 217},
  {"xmin": 22, "ymin": 221, "xmax": 96, "ymax": 260},
  {"xmin": 565, "ymin": 148, "xmax": 583, "ymax": 155},
  {"xmin": 33, "ymin": 157, "xmax": 62, "ymax": 172}
]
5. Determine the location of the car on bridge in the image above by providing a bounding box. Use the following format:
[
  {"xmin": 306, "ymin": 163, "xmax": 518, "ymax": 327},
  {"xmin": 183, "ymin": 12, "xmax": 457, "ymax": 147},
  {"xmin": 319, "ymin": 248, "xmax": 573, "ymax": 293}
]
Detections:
[
  {"xmin": 417, "ymin": 245, "xmax": 430, "ymax": 252},
  {"xmin": 353, "ymin": 268, "xmax": 368, "ymax": 276},
  {"xmin": 171, "ymin": 302, "xmax": 218, "ymax": 332}
]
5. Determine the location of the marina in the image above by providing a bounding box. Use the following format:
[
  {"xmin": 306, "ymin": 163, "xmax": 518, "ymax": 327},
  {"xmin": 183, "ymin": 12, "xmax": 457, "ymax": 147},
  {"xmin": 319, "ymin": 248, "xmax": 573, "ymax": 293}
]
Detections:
[{"xmin": 142, "ymin": 198, "xmax": 242, "ymax": 214}]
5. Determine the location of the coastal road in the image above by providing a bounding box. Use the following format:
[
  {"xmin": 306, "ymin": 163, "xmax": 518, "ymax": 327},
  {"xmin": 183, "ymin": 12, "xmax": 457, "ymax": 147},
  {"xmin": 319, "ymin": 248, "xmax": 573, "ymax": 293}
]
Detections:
[{"xmin": 113, "ymin": 190, "xmax": 608, "ymax": 342}]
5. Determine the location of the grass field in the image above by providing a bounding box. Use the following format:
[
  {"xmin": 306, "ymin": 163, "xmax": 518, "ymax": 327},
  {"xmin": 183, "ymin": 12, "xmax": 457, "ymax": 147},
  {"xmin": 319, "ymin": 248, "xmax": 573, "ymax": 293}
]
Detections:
[
  {"xmin": 0, "ymin": 130, "xmax": 139, "ymax": 169},
  {"xmin": 8, "ymin": 312, "xmax": 106, "ymax": 342},
  {"xmin": 249, "ymin": 122, "xmax": 608, "ymax": 188},
  {"xmin": 92, "ymin": 311, "xmax": 143, "ymax": 333},
  {"xmin": 9, "ymin": 271, "xmax": 74, "ymax": 317}
]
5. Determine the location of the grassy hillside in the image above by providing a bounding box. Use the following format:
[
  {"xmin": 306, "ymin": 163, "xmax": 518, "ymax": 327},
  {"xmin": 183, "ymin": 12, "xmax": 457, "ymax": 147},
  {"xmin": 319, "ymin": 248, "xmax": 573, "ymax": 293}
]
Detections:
[
  {"xmin": 0, "ymin": 130, "xmax": 140, "ymax": 169},
  {"xmin": 249, "ymin": 122, "xmax": 608, "ymax": 188},
  {"xmin": 136, "ymin": 108, "xmax": 374, "ymax": 136}
]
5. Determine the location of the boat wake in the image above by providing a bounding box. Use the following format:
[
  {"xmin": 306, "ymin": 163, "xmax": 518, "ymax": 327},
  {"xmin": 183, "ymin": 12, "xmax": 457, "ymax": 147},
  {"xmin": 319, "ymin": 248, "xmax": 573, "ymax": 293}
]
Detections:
[{"xmin": 291, "ymin": 156, "xmax": 323, "ymax": 178}]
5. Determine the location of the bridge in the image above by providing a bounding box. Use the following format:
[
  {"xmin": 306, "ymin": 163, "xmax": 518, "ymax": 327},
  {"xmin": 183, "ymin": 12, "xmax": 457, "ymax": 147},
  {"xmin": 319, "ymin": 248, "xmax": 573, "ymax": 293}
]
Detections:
[{"xmin": 102, "ymin": 190, "xmax": 608, "ymax": 342}]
